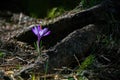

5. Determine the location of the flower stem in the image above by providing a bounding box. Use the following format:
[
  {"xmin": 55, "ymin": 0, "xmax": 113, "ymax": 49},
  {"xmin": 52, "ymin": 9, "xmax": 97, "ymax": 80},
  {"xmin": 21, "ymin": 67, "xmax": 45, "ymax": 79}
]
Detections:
[
  {"xmin": 37, "ymin": 40, "xmax": 42, "ymax": 56},
  {"xmin": 37, "ymin": 40, "xmax": 40, "ymax": 56}
]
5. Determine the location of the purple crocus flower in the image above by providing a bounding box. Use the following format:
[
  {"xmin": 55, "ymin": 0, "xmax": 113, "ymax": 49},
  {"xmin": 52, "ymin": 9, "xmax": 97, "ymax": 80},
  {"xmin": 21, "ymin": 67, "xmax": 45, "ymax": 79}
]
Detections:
[{"xmin": 32, "ymin": 25, "xmax": 51, "ymax": 44}]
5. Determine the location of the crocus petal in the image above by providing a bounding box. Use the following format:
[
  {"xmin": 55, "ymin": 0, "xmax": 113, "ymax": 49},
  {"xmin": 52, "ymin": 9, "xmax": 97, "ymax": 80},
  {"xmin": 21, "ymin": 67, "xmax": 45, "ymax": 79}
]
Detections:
[
  {"xmin": 39, "ymin": 28, "xmax": 48, "ymax": 36},
  {"xmin": 37, "ymin": 25, "xmax": 42, "ymax": 31},
  {"xmin": 42, "ymin": 28, "xmax": 48, "ymax": 33},
  {"xmin": 32, "ymin": 27, "xmax": 38, "ymax": 35},
  {"xmin": 44, "ymin": 31, "xmax": 51, "ymax": 36}
]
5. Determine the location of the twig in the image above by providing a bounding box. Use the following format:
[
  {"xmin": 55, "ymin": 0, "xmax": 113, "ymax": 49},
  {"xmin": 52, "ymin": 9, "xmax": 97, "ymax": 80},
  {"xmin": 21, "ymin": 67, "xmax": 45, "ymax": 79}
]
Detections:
[{"xmin": 74, "ymin": 54, "xmax": 81, "ymax": 67}]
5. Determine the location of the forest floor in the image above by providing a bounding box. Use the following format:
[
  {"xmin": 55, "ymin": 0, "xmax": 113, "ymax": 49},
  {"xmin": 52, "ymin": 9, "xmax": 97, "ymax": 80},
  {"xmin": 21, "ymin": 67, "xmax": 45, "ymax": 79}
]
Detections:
[{"xmin": 0, "ymin": 9, "xmax": 120, "ymax": 80}]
